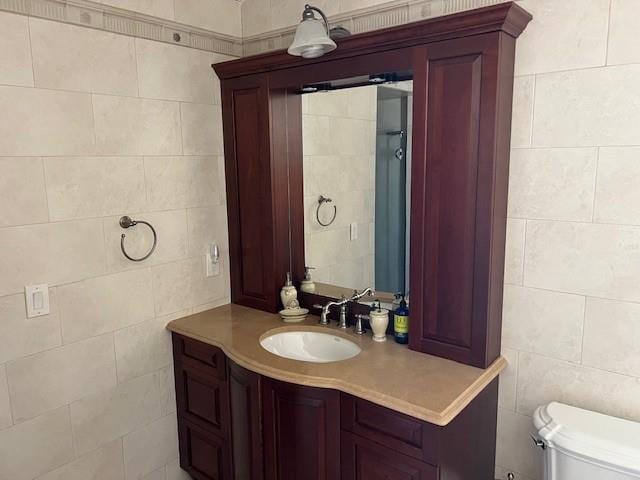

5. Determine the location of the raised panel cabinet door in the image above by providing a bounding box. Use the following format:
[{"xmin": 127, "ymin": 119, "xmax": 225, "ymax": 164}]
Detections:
[
  {"xmin": 229, "ymin": 360, "xmax": 264, "ymax": 480},
  {"xmin": 261, "ymin": 377, "xmax": 340, "ymax": 480},
  {"xmin": 341, "ymin": 432, "xmax": 438, "ymax": 480},
  {"xmin": 409, "ymin": 32, "xmax": 516, "ymax": 367},
  {"xmin": 222, "ymin": 74, "xmax": 278, "ymax": 312},
  {"xmin": 178, "ymin": 419, "xmax": 232, "ymax": 480},
  {"xmin": 172, "ymin": 335, "xmax": 230, "ymax": 437}
]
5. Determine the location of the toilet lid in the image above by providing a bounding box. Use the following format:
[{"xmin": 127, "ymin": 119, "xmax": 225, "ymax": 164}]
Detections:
[{"xmin": 534, "ymin": 402, "xmax": 640, "ymax": 474}]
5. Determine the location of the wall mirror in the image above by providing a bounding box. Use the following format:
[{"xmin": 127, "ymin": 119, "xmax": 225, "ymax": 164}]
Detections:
[{"xmin": 300, "ymin": 75, "xmax": 413, "ymax": 303}]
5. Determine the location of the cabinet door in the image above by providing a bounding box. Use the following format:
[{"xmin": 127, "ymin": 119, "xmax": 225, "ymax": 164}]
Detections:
[
  {"xmin": 262, "ymin": 377, "xmax": 340, "ymax": 480},
  {"xmin": 178, "ymin": 420, "xmax": 232, "ymax": 480},
  {"xmin": 221, "ymin": 77, "xmax": 298, "ymax": 313},
  {"xmin": 409, "ymin": 32, "xmax": 516, "ymax": 368},
  {"xmin": 222, "ymin": 74, "xmax": 274, "ymax": 311},
  {"xmin": 229, "ymin": 360, "xmax": 264, "ymax": 480},
  {"xmin": 341, "ymin": 432, "xmax": 438, "ymax": 480}
]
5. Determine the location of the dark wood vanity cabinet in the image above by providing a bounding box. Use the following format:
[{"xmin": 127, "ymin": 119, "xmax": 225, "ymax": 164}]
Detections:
[{"xmin": 173, "ymin": 333, "xmax": 499, "ymax": 480}]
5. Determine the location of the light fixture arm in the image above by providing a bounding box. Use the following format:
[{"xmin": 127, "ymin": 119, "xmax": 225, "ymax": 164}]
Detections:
[{"xmin": 303, "ymin": 4, "xmax": 331, "ymax": 35}]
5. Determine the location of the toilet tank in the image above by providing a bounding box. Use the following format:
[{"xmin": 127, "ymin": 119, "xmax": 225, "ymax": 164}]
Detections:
[{"xmin": 534, "ymin": 402, "xmax": 640, "ymax": 480}]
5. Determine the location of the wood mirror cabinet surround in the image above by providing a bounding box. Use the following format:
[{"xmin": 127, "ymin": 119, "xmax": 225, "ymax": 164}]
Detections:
[{"xmin": 213, "ymin": 2, "xmax": 531, "ymax": 368}]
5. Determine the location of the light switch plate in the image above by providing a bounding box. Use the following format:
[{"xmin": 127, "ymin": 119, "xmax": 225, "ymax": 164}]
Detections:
[
  {"xmin": 350, "ymin": 222, "xmax": 358, "ymax": 241},
  {"xmin": 25, "ymin": 284, "xmax": 50, "ymax": 318}
]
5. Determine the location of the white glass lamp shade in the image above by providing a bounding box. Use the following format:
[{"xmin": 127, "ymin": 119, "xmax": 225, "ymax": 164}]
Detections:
[{"xmin": 288, "ymin": 16, "xmax": 337, "ymax": 59}]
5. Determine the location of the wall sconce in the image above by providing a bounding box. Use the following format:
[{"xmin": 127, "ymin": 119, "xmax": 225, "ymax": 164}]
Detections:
[{"xmin": 288, "ymin": 4, "xmax": 336, "ymax": 59}]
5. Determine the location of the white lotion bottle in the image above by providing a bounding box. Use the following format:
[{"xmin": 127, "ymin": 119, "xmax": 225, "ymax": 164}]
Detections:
[{"xmin": 369, "ymin": 303, "xmax": 389, "ymax": 342}]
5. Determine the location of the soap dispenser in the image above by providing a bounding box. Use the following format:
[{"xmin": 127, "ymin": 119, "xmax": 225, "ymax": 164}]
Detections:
[
  {"xmin": 369, "ymin": 300, "xmax": 390, "ymax": 342},
  {"xmin": 300, "ymin": 266, "xmax": 316, "ymax": 293},
  {"xmin": 393, "ymin": 293, "xmax": 409, "ymax": 344},
  {"xmin": 280, "ymin": 272, "xmax": 298, "ymax": 309}
]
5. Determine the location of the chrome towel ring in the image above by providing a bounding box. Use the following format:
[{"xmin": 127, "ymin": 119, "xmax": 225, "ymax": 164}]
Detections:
[
  {"xmin": 119, "ymin": 216, "xmax": 157, "ymax": 262},
  {"xmin": 316, "ymin": 195, "xmax": 337, "ymax": 227}
]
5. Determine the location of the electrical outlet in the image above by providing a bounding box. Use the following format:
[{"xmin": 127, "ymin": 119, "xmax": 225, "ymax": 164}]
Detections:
[{"xmin": 206, "ymin": 253, "xmax": 220, "ymax": 277}]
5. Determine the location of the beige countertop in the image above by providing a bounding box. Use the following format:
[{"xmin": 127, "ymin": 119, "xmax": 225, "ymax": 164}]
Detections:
[{"xmin": 166, "ymin": 303, "xmax": 506, "ymax": 426}]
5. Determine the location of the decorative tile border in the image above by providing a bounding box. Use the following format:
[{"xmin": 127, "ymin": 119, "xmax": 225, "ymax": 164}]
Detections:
[
  {"xmin": 243, "ymin": 0, "xmax": 518, "ymax": 56},
  {"xmin": 0, "ymin": 0, "xmax": 244, "ymax": 57},
  {"xmin": 0, "ymin": 0, "xmax": 518, "ymax": 58}
]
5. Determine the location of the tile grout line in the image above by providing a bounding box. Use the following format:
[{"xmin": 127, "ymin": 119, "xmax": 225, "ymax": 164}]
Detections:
[
  {"xmin": 39, "ymin": 157, "xmax": 52, "ymax": 223},
  {"xmin": 513, "ymin": 346, "xmax": 640, "ymax": 382},
  {"xmin": 25, "ymin": 16, "xmax": 36, "ymax": 88},
  {"xmin": 528, "ymin": 74, "xmax": 536, "ymax": 147},
  {"xmin": 4, "ymin": 362, "xmax": 176, "ymax": 431},
  {"xmin": 0, "ymin": 82, "xmax": 225, "ymax": 108},
  {"xmin": 519, "ymin": 219, "xmax": 527, "ymax": 286},
  {"xmin": 513, "ymin": 349, "xmax": 519, "ymax": 414},
  {"xmin": 604, "ymin": 0, "xmax": 613, "ymax": 66},
  {"xmin": 133, "ymin": 37, "xmax": 141, "ymax": 99},
  {"xmin": 578, "ymin": 295, "xmax": 588, "ymax": 365},
  {"xmin": 590, "ymin": 147, "xmax": 600, "ymax": 223},
  {"xmin": 0, "ymin": 363, "xmax": 14, "ymax": 428}
]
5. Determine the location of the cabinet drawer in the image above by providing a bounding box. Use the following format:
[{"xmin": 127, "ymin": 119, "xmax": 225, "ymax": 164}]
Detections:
[
  {"xmin": 178, "ymin": 419, "xmax": 231, "ymax": 480},
  {"xmin": 341, "ymin": 431, "xmax": 438, "ymax": 480},
  {"xmin": 175, "ymin": 364, "xmax": 230, "ymax": 435},
  {"xmin": 173, "ymin": 333, "xmax": 226, "ymax": 380},
  {"xmin": 341, "ymin": 394, "xmax": 438, "ymax": 465}
]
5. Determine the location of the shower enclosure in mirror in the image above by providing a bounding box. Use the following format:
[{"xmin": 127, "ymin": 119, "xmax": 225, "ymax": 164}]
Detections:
[{"xmin": 301, "ymin": 78, "xmax": 413, "ymax": 300}]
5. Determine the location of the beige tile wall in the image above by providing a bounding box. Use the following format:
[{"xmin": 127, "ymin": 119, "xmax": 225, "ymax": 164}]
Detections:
[
  {"xmin": 3, "ymin": 0, "xmax": 640, "ymax": 479},
  {"xmin": 498, "ymin": 0, "xmax": 640, "ymax": 478},
  {"xmin": 0, "ymin": 8, "xmax": 232, "ymax": 480},
  {"xmin": 302, "ymin": 86, "xmax": 377, "ymax": 290}
]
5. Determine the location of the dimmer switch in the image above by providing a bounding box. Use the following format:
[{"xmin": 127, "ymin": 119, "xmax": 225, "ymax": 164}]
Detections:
[{"xmin": 25, "ymin": 284, "xmax": 50, "ymax": 318}]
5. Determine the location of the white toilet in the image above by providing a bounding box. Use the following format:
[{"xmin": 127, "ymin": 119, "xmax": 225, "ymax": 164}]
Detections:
[{"xmin": 533, "ymin": 402, "xmax": 640, "ymax": 479}]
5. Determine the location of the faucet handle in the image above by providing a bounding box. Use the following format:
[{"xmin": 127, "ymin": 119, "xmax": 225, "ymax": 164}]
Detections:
[
  {"xmin": 338, "ymin": 298, "xmax": 348, "ymax": 329},
  {"xmin": 313, "ymin": 304, "xmax": 330, "ymax": 325},
  {"xmin": 354, "ymin": 314, "xmax": 368, "ymax": 335}
]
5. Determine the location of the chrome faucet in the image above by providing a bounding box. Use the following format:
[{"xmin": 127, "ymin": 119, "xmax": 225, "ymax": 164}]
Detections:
[
  {"xmin": 314, "ymin": 288, "xmax": 374, "ymax": 327},
  {"xmin": 314, "ymin": 296, "xmax": 349, "ymax": 326},
  {"xmin": 350, "ymin": 287, "xmax": 374, "ymax": 302}
]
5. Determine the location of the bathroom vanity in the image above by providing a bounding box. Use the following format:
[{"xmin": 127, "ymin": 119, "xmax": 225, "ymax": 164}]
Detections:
[
  {"xmin": 168, "ymin": 304, "xmax": 505, "ymax": 480},
  {"xmin": 168, "ymin": 2, "xmax": 530, "ymax": 479}
]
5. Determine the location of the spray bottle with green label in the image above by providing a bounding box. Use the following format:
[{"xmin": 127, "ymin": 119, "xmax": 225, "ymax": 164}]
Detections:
[{"xmin": 393, "ymin": 293, "xmax": 409, "ymax": 344}]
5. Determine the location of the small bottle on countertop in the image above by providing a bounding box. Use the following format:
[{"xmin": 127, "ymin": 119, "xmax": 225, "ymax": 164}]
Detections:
[
  {"xmin": 369, "ymin": 300, "xmax": 389, "ymax": 342},
  {"xmin": 300, "ymin": 266, "xmax": 316, "ymax": 293},
  {"xmin": 393, "ymin": 293, "xmax": 409, "ymax": 344},
  {"xmin": 280, "ymin": 272, "xmax": 298, "ymax": 309}
]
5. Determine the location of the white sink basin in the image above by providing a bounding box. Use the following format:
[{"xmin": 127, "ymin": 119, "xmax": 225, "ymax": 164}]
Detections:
[{"xmin": 260, "ymin": 331, "xmax": 361, "ymax": 363}]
